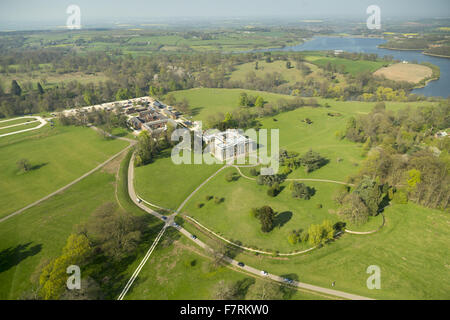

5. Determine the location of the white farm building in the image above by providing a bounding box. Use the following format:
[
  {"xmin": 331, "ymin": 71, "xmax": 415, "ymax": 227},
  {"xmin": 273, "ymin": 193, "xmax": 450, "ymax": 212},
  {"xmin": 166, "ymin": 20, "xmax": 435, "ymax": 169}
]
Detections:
[{"xmin": 203, "ymin": 130, "xmax": 256, "ymax": 161}]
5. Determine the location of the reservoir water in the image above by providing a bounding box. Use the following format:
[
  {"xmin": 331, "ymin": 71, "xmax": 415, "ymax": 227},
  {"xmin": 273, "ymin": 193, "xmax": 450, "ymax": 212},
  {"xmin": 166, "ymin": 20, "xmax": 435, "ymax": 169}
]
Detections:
[{"xmin": 270, "ymin": 37, "xmax": 449, "ymax": 98}]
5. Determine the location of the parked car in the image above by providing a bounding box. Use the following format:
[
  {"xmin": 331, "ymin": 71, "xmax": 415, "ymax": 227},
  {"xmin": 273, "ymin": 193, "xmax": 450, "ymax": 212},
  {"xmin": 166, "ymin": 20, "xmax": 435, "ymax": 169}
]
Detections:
[
  {"xmin": 191, "ymin": 234, "xmax": 197, "ymax": 240},
  {"xmin": 137, "ymin": 198, "xmax": 142, "ymax": 203},
  {"xmin": 283, "ymin": 278, "xmax": 294, "ymax": 284},
  {"xmin": 237, "ymin": 262, "xmax": 245, "ymax": 267},
  {"xmin": 161, "ymin": 216, "xmax": 167, "ymax": 221},
  {"xmin": 261, "ymin": 270, "xmax": 268, "ymax": 276}
]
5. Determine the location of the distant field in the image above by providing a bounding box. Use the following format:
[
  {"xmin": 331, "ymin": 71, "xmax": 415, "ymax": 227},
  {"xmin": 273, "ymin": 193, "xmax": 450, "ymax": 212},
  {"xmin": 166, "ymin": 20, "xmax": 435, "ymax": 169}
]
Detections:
[
  {"xmin": 168, "ymin": 88, "xmax": 297, "ymax": 122},
  {"xmin": 230, "ymin": 60, "xmax": 321, "ymax": 85},
  {"xmin": 0, "ymin": 118, "xmax": 36, "ymax": 128},
  {"xmin": 0, "ymin": 123, "xmax": 128, "ymax": 218},
  {"xmin": 374, "ymin": 63, "xmax": 432, "ymax": 83},
  {"xmin": 0, "ymin": 72, "xmax": 109, "ymax": 92}
]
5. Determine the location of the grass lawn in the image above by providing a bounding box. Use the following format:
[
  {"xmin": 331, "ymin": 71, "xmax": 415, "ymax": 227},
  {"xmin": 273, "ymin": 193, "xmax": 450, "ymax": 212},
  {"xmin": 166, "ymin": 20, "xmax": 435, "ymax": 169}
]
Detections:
[
  {"xmin": 0, "ymin": 151, "xmax": 164, "ymax": 299},
  {"xmin": 167, "ymin": 88, "xmax": 294, "ymax": 123},
  {"xmin": 0, "ymin": 122, "xmax": 129, "ymax": 218},
  {"xmin": 124, "ymin": 228, "xmax": 330, "ymax": 300},
  {"xmin": 184, "ymin": 166, "xmax": 341, "ymax": 253},
  {"xmin": 134, "ymin": 149, "xmax": 222, "ymax": 211}
]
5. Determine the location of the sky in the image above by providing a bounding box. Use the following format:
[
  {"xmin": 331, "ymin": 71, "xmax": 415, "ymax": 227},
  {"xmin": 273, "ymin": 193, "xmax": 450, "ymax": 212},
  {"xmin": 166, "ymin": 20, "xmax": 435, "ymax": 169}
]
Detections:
[{"xmin": 0, "ymin": 0, "xmax": 449, "ymax": 29}]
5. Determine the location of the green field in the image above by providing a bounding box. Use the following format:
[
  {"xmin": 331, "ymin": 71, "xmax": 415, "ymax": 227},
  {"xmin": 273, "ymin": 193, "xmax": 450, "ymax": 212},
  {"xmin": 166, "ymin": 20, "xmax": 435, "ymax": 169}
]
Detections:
[
  {"xmin": 184, "ymin": 166, "xmax": 343, "ymax": 253},
  {"xmin": 0, "ymin": 121, "xmax": 41, "ymax": 134},
  {"xmin": 305, "ymin": 56, "xmax": 386, "ymax": 75},
  {"xmin": 124, "ymin": 228, "xmax": 330, "ymax": 300},
  {"xmin": 0, "ymin": 122, "xmax": 128, "ymax": 218},
  {"xmin": 230, "ymin": 60, "xmax": 324, "ymax": 85},
  {"xmin": 134, "ymin": 150, "xmax": 222, "ymax": 211},
  {"xmin": 225, "ymin": 203, "xmax": 450, "ymax": 300},
  {"xmin": 0, "ymin": 118, "xmax": 36, "ymax": 128},
  {"xmin": 0, "ymin": 150, "xmax": 165, "ymax": 299}
]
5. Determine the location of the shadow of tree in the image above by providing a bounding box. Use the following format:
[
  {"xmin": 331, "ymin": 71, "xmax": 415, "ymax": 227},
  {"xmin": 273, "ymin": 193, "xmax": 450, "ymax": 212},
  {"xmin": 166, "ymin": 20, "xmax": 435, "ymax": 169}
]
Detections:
[
  {"xmin": 274, "ymin": 211, "xmax": 292, "ymax": 228},
  {"xmin": 30, "ymin": 162, "xmax": 48, "ymax": 171},
  {"xmin": 0, "ymin": 242, "xmax": 42, "ymax": 273}
]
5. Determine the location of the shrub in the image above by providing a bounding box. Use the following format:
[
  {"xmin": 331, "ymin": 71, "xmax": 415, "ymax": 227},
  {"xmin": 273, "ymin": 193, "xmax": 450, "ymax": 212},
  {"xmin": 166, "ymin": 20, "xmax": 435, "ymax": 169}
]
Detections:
[
  {"xmin": 267, "ymin": 183, "xmax": 281, "ymax": 197},
  {"xmin": 205, "ymin": 195, "xmax": 213, "ymax": 201},
  {"xmin": 196, "ymin": 203, "xmax": 204, "ymax": 208}
]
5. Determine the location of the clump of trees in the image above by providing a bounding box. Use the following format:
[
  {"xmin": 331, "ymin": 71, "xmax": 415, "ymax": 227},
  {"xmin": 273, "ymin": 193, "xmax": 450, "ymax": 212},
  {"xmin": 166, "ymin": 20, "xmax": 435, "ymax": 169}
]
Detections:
[
  {"xmin": 30, "ymin": 202, "xmax": 147, "ymax": 300},
  {"xmin": 307, "ymin": 220, "xmax": 335, "ymax": 246},
  {"xmin": 290, "ymin": 182, "xmax": 315, "ymax": 200},
  {"xmin": 341, "ymin": 102, "xmax": 450, "ymax": 211},
  {"xmin": 336, "ymin": 177, "xmax": 388, "ymax": 225}
]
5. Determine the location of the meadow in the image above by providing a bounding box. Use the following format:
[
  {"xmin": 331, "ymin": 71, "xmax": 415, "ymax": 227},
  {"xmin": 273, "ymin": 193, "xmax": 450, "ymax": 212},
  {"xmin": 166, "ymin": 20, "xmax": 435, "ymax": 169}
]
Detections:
[
  {"xmin": 0, "ymin": 122, "xmax": 128, "ymax": 218},
  {"xmin": 0, "ymin": 148, "xmax": 166, "ymax": 299},
  {"xmin": 225, "ymin": 203, "xmax": 450, "ymax": 300},
  {"xmin": 305, "ymin": 56, "xmax": 387, "ymax": 75}
]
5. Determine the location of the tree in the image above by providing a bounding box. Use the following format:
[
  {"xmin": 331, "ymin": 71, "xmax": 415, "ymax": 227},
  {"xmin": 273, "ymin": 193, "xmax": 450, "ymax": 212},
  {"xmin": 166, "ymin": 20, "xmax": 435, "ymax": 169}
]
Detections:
[
  {"xmin": 115, "ymin": 88, "xmax": 130, "ymax": 101},
  {"xmin": 16, "ymin": 159, "xmax": 31, "ymax": 172},
  {"xmin": 267, "ymin": 183, "xmax": 280, "ymax": 197},
  {"xmin": 135, "ymin": 130, "xmax": 157, "ymax": 167},
  {"xmin": 11, "ymin": 80, "xmax": 22, "ymax": 96},
  {"xmin": 286, "ymin": 61, "xmax": 292, "ymax": 69},
  {"xmin": 307, "ymin": 220, "xmax": 334, "ymax": 247},
  {"xmin": 291, "ymin": 182, "xmax": 314, "ymax": 200},
  {"xmin": 338, "ymin": 193, "xmax": 369, "ymax": 225},
  {"xmin": 254, "ymin": 96, "xmax": 265, "ymax": 108},
  {"xmin": 254, "ymin": 206, "xmax": 276, "ymax": 233},
  {"xmin": 176, "ymin": 98, "xmax": 191, "ymax": 115},
  {"xmin": 84, "ymin": 203, "xmax": 145, "ymax": 261},
  {"xmin": 353, "ymin": 177, "xmax": 385, "ymax": 216},
  {"xmin": 212, "ymin": 280, "xmax": 238, "ymax": 300},
  {"xmin": 165, "ymin": 93, "xmax": 177, "ymax": 106},
  {"xmin": 238, "ymin": 92, "xmax": 249, "ymax": 107},
  {"xmin": 301, "ymin": 149, "xmax": 327, "ymax": 173}
]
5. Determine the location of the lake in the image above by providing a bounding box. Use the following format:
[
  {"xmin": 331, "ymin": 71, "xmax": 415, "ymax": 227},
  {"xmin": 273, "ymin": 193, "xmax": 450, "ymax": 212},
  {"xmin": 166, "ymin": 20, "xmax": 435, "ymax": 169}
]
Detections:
[{"xmin": 270, "ymin": 37, "xmax": 450, "ymax": 98}]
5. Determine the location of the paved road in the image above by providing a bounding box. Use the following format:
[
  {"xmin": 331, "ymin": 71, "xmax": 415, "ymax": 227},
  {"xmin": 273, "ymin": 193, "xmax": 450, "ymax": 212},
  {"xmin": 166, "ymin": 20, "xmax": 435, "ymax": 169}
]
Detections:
[
  {"xmin": 0, "ymin": 129, "xmax": 135, "ymax": 224},
  {"xmin": 123, "ymin": 152, "xmax": 374, "ymax": 301}
]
